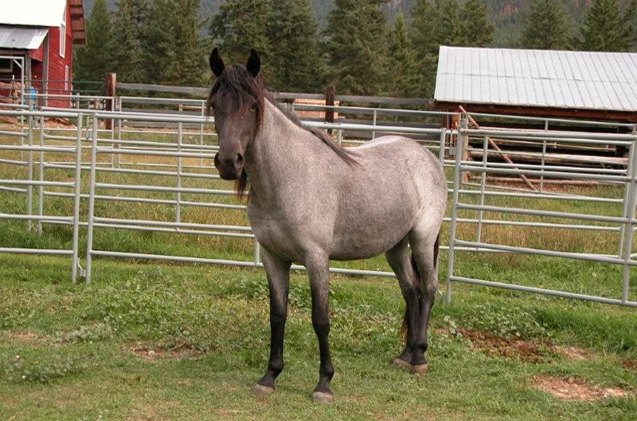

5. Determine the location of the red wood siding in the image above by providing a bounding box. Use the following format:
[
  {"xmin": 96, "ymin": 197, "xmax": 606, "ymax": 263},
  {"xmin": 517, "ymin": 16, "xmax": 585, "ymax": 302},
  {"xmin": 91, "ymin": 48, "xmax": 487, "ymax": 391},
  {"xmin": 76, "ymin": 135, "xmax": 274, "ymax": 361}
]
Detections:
[
  {"xmin": 27, "ymin": 2, "xmax": 75, "ymax": 108},
  {"xmin": 48, "ymin": 4, "xmax": 74, "ymax": 107}
]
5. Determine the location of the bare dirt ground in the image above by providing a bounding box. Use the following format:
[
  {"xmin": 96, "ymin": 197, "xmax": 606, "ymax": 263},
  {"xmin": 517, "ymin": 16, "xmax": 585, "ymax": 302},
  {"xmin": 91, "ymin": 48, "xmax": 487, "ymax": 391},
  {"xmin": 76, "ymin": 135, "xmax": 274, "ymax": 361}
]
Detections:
[
  {"xmin": 442, "ymin": 327, "xmax": 635, "ymax": 402},
  {"xmin": 531, "ymin": 375, "xmax": 631, "ymax": 401}
]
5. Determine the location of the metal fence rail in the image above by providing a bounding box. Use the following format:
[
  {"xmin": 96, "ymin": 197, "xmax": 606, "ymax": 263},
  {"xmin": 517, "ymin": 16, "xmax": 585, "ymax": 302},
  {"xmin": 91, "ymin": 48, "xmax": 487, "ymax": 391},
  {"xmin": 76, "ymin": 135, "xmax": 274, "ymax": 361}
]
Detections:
[
  {"xmin": 0, "ymin": 111, "xmax": 84, "ymax": 281},
  {"xmin": 446, "ymin": 115, "xmax": 637, "ymax": 307},
  {"xmin": 0, "ymin": 102, "xmax": 636, "ymax": 307}
]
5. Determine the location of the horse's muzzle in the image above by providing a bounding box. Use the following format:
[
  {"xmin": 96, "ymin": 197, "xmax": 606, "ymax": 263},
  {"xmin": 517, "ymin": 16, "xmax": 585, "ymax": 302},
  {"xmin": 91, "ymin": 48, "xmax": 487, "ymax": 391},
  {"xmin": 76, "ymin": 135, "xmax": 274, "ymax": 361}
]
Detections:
[{"xmin": 214, "ymin": 152, "xmax": 244, "ymax": 180}]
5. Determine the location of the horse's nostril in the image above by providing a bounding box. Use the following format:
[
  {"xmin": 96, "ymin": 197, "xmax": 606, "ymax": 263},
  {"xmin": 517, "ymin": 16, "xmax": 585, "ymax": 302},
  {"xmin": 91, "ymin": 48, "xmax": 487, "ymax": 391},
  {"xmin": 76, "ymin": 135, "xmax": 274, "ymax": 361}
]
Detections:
[
  {"xmin": 214, "ymin": 153, "xmax": 220, "ymax": 167},
  {"xmin": 236, "ymin": 153, "xmax": 244, "ymax": 165}
]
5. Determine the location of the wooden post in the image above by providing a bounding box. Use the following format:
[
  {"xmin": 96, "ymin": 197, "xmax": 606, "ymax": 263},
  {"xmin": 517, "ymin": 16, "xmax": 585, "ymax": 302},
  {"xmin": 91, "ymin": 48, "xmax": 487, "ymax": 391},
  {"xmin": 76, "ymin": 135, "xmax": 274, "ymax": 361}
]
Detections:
[
  {"xmin": 325, "ymin": 85, "xmax": 335, "ymax": 134},
  {"xmin": 105, "ymin": 73, "xmax": 116, "ymax": 130}
]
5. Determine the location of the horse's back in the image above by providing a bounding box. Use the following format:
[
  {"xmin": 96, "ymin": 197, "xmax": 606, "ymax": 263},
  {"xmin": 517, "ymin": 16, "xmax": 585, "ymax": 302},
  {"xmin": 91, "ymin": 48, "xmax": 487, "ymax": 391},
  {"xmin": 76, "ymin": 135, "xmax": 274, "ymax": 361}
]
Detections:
[
  {"xmin": 327, "ymin": 136, "xmax": 446, "ymax": 260},
  {"xmin": 353, "ymin": 135, "xmax": 446, "ymax": 201}
]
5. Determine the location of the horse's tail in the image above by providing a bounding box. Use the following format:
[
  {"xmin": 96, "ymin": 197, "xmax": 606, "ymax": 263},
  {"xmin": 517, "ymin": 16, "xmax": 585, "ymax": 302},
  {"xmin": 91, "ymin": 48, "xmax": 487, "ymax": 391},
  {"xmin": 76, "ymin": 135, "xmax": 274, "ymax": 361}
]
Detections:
[{"xmin": 400, "ymin": 233, "xmax": 440, "ymax": 338}]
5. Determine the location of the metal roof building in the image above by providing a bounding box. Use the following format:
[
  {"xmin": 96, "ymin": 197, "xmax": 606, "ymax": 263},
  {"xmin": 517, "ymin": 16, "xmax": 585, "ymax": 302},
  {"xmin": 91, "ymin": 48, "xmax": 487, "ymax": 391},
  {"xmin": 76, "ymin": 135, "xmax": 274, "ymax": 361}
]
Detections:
[
  {"xmin": 0, "ymin": 0, "xmax": 86, "ymax": 108},
  {"xmin": 434, "ymin": 46, "xmax": 637, "ymax": 122},
  {"xmin": 0, "ymin": 27, "xmax": 48, "ymax": 50}
]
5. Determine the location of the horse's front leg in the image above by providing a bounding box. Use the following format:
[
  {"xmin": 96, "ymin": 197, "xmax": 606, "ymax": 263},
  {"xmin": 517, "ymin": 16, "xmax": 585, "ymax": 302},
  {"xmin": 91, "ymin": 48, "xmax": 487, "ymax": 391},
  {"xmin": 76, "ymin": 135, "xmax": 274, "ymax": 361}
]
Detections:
[
  {"xmin": 254, "ymin": 247, "xmax": 291, "ymax": 395},
  {"xmin": 305, "ymin": 252, "xmax": 335, "ymax": 403}
]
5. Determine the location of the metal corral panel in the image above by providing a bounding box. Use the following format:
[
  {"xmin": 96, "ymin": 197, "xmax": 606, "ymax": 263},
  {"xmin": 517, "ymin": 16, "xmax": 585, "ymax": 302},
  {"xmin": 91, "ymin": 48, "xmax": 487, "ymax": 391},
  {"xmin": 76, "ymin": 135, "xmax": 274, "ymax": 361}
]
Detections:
[
  {"xmin": 0, "ymin": 26, "xmax": 48, "ymax": 49},
  {"xmin": 1, "ymin": 0, "xmax": 67, "ymax": 27},
  {"xmin": 435, "ymin": 46, "xmax": 637, "ymax": 112}
]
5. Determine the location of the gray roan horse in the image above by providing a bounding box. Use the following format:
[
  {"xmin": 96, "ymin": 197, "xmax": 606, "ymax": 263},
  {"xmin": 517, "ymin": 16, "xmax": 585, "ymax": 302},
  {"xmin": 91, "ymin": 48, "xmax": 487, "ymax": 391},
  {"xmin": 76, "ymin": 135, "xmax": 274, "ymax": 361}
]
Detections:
[{"xmin": 208, "ymin": 48, "xmax": 447, "ymax": 403}]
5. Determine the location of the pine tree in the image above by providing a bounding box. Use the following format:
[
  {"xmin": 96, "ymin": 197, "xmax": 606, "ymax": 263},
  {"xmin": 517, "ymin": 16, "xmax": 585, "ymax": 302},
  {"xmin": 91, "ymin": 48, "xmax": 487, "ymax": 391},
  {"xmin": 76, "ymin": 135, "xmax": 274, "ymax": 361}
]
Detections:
[
  {"xmin": 410, "ymin": 0, "xmax": 462, "ymax": 97},
  {"xmin": 410, "ymin": 0, "xmax": 438, "ymax": 60},
  {"xmin": 323, "ymin": 0, "xmax": 388, "ymax": 95},
  {"xmin": 266, "ymin": 1, "xmax": 325, "ymax": 92},
  {"xmin": 111, "ymin": 0, "xmax": 144, "ymax": 82},
  {"xmin": 621, "ymin": 0, "xmax": 637, "ymax": 50},
  {"xmin": 580, "ymin": 0, "xmax": 626, "ymax": 51},
  {"xmin": 209, "ymin": 0, "xmax": 271, "ymax": 67},
  {"xmin": 167, "ymin": 0, "xmax": 205, "ymax": 86},
  {"xmin": 74, "ymin": 0, "xmax": 115, "ymax": 82},
  {"xmin": 139, "ymin": 0, "xmax": 174, "ymax": 84},
  {"xmin": 458, "ymin": 0, "xmax": 495, "ymax": 47},
  {"xmin": 521, "ymin": 0, "xmax": 573, "ymax": 50},
  {"xmin": 434, "ymin": 0, "xmax": 462, "ymax": 47},
  {"xmin": 386, "ymin": 12, "xmax": 418, "ymax": 97}
]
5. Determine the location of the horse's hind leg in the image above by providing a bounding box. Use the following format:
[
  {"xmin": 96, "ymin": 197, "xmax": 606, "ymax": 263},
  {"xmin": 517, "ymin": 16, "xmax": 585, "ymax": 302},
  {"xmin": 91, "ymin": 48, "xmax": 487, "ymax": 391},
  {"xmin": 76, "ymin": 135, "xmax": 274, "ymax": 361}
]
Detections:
[
  {"xmin": 385, "ymin": 237, "xmax": 420, "ymax": 369},
  {"xmin": 254, "ymin": 247, "xmax": 291, "ymax": 395},
  {"xmin": 408, "ymin": 228, "xmax": 441, "ymax": 373}
]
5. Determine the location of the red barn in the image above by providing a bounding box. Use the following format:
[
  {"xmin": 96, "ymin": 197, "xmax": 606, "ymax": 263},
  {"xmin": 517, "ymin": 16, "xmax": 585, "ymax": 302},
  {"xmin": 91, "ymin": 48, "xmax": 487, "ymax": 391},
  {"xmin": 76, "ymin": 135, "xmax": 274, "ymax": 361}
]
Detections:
[{"xmin": 0, "ymin": 0, "xmax": 86, "ymax": 108}]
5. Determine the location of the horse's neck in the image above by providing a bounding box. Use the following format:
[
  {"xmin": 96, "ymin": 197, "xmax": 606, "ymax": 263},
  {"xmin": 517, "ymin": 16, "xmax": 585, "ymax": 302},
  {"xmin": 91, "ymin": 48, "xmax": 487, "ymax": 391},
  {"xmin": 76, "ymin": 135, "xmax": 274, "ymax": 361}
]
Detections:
[{"xmin": 246, "ymin": 100, "xmax": 320, "ymax": 199}]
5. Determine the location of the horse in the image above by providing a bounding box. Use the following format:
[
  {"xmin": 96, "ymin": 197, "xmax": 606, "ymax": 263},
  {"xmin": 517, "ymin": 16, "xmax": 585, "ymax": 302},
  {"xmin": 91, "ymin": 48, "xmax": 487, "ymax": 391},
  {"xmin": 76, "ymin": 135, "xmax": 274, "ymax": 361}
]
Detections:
[{"xmin": 207, "ymin": 48, "xmax": 447, "ymax": 403}]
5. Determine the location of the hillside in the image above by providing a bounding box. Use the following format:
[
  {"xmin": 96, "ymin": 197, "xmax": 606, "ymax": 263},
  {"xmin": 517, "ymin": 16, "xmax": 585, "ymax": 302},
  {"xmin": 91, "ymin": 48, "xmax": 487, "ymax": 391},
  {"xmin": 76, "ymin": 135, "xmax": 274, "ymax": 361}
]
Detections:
[{"xmin": 81, "ymin": 0, "xmax": 628, "ymax": 47}]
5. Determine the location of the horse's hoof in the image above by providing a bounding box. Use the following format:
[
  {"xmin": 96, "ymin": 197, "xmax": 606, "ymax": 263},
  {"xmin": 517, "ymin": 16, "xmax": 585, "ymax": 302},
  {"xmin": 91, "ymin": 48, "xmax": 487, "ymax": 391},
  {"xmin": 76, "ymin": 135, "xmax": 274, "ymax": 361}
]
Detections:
[
  {"xmin": 312, "ymin": 391, "xmax": 334, "ymax": 404},
  {"xmin": 411, "ymin": 363, "xmax": 429, "ymax": 375},
  {"xmin": 392, "ymin": 357, "xmax": 412, "ymax": 371},
  {"xmin": 252, "ymin": 383, "xmax": 275, "ymax": 397}
]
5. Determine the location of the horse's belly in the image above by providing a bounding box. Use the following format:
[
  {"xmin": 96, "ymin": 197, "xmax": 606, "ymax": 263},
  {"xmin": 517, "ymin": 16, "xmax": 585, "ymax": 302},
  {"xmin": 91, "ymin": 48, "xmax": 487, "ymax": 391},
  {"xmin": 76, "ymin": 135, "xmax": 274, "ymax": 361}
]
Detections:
[
  {"xmin": 329, "ymin": 209, "xmax": 415, "ymax": 260},
  {"xmin": 329, "ymin": 238, "xmax": 402, "ymax": 260}
]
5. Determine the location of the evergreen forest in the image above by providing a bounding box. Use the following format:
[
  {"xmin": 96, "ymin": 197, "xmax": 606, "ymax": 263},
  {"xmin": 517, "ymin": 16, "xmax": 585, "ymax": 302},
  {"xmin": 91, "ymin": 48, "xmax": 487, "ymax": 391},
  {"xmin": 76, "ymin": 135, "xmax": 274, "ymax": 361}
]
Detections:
[{"xmin": 74, "ymin": 0, "xmax": 637, "ymax": 97}]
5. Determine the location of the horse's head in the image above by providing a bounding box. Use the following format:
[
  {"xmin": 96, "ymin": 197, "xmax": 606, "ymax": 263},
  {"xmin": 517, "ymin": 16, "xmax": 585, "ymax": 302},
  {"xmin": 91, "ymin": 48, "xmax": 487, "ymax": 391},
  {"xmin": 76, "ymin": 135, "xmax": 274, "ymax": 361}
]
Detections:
[{"xmin": 208, "ymin": 48, "xmax": 263, "ymax": 182}]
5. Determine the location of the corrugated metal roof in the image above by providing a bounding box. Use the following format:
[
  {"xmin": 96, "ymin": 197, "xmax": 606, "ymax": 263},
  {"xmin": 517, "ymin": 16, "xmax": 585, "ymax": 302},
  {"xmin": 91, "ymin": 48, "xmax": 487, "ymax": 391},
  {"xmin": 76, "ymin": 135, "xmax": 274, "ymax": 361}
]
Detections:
[
  {"xmin": 1, "ymin": 0, "xmax": 67, "ymax": 27},
  {"xmin": 0, "ymin": 26, "xmax": 48, "ymax": 49},
  {"xmin": 434, "ymin": 46, "xmax": 637, "ymax": 112}
]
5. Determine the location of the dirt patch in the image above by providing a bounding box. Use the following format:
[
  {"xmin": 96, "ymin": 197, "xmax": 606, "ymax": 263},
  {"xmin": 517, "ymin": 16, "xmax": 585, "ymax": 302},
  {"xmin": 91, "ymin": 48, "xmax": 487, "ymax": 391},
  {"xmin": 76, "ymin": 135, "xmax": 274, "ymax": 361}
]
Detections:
[
  {"xmin": 456, "ymin": 328, "xmax": 552, "ymax": 363},
  {"xmin": 622, "ymin": 359, "xmax": 637, "ymax": 371},
  {"xmin": 3, "ymin": 330, "xmax": 48, "ymax": 344},
  {"xmin": 531, "ymin": 375, "xmax": 631, "ymax": 401},
  {"xmin": 129, "ymin": 342, "xmax": 202, "ymax": 361},
  {"xmin": 554, "ymin": 345, "xmax": 591, "ymax": 361}
]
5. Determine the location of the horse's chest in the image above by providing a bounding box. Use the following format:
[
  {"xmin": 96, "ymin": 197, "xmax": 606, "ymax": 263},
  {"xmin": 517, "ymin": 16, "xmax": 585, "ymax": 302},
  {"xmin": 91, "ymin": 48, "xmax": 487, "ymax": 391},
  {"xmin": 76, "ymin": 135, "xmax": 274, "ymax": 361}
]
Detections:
[{"xmin": 247, "ymin": 206, "xmax": 310, "ymax": 261}]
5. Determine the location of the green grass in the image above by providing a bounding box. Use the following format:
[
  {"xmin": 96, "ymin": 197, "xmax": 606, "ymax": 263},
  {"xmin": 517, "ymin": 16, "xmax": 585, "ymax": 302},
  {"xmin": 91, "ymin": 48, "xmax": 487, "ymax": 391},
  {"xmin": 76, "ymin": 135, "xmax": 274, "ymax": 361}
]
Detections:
[{"xmin": 0, "ymin": 254, "xmax": 635, "ymax": 420}]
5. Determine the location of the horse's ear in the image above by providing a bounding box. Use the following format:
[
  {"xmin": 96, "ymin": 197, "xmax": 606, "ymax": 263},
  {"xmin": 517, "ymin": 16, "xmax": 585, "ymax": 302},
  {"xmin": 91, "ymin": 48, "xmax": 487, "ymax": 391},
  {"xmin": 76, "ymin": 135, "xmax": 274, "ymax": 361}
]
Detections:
[
  {"xmin": 246, "ymin": 49, "xmax": 260, "ymax": 77},
  {"xmin": 209, "ymin": 48, "xmax": 225, "ymax": 77}
]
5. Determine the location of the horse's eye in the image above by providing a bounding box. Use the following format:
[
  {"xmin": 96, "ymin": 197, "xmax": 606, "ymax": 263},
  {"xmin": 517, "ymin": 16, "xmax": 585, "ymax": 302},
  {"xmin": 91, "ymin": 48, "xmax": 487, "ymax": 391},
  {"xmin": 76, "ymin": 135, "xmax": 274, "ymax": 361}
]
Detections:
[{"xmin": 250, "ymin": 103, "xmax": 258, "ymax": 111}]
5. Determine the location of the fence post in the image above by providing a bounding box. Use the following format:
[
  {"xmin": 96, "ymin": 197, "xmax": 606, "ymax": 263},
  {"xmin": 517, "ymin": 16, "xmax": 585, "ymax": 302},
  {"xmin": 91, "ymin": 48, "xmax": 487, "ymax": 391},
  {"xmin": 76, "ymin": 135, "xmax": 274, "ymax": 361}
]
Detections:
[
  {"xmin": 620, "ymin": 128, "xmax": 637, "ymax": 303},
  {"xmin": 372, "ymin": 109, "xmax": 377, "ymax": 139},
  {"xmin": 37, "ymin": 115, "xmax": 45, "ymax": 234},
  {"xmin": 71, "ymin": 113, "xmax": 83, "ymax": 282},
  {"xmin": 618, "ymin": 124, "xmax": 637, "ymax": 258},
  {"xmin": 254, "ymin": 241, "xmax": 261, "ymax": 267},
  {"xmin": 438, "ymin": 128, "xmax": 446, "ymax": 162},
  {"xmin": 445, "ymin": 113, "xmax": 468, "ymax": 304},
  {"xmin": 325, "ymin": 85, "xmax": 335, "ymax": 135},
  {"xmin": 104, "ymin": 73, "xmax": 116, "ymax": 130},
  {"xmin": 27, "ymin": 114, "xmax": 34, "ymax": 231},
  {"xmin": 176, "ymin": 122, "xmax": 182, "ymax": 228},
  {"xmin": 84, "ymin": 115, "xmax": 99, "ymax": 284}
]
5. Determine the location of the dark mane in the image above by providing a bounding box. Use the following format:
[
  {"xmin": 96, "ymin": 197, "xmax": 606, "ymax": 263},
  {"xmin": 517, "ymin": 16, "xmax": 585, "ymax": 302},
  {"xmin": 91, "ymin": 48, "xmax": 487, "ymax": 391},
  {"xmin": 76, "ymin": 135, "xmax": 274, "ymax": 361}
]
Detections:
[{"xmin": 208, "ymin": 65, "xmax": 358, "ymax": 198}]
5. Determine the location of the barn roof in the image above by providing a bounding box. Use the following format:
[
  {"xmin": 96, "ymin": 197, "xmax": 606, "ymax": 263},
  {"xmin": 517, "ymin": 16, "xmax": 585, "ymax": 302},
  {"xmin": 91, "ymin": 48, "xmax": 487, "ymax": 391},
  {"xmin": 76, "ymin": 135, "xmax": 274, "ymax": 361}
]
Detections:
[
  {"xmin": 1, "ymin": 0, "xmax": 68, "ymax": 27},
  {"xmin": 0, "ymin": 26, "xmax": 48, "ymax": 49},
  {"xmin": 434, "ymin": 46, "xmax": 637, "ymax": 113},
  {"xmin": 0, "ymin": 0, "xmax": 85, "ymax": 45}
]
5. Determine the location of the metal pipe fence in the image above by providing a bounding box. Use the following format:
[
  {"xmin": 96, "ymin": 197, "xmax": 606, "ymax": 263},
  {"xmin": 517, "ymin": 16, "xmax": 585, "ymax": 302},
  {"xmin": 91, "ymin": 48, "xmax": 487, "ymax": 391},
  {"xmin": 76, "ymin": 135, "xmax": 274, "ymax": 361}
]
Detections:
[
  {"xmin": 445, "ymin": 115, "xmax": 637, "ymax": 307},
  {"xmin": 0, "ymin": 102, "xmax": 635, "ymax": 307}
]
